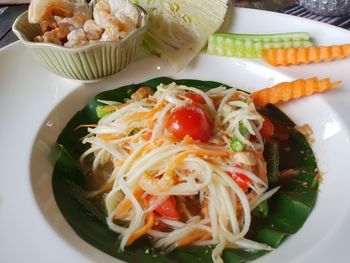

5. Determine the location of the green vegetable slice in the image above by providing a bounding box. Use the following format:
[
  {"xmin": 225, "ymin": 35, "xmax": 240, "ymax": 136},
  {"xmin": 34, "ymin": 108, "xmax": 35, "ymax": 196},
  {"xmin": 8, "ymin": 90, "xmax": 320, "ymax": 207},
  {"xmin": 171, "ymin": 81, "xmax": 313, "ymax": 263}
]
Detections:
[
  {"xmin": 213, "ymin": 32, "xmax": 311, "ymax": 42},
  {"xmin": 255, "ymin": 228, "xmax": 287, "ymax": 248},
  {"xmin": 238, "ymin": 123, "xmax": 249, "ymax": 137},
  {"xmin": 53, "ymin": 77, "xmax": 319, "ymax": 263},
  {"xmin": 207, "ymin": 32, "xmax": 313, "ymax": 58},
  {"xmin": 96, "ymin": 105, "xmax": 117, "ymax": 118},
  {"xmin": 253, "ymin": 200, "xmax": 269, "ymax": 218},
  {"xmin": 265, "ymin": 139, "xmax": 279, "ymax": 184},
  {"xmin": 230, "ymin": 136, "xmax": 244, "ymax": 152}
]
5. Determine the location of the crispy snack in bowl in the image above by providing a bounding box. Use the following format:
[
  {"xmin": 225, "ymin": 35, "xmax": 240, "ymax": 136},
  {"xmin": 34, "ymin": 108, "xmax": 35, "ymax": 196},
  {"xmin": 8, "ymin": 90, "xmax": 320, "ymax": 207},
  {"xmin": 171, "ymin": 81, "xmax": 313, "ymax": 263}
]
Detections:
[{"xmin": 12, "ymin": 0, "xmax": 148, "ymax": 81}]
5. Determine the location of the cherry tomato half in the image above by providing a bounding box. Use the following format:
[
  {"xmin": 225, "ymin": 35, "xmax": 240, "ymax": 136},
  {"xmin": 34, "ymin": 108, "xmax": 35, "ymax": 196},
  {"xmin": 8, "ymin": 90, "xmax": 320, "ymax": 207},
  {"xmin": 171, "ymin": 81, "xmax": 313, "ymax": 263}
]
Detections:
[
  {"xmin": 146, "ymin": 195, "xmax": 181, "ymax": 220},
  {"xmin": 165, "ymin": 106, "xmax": 212, "ymax": 142},
  {"xmin": 186, "ymin": 92, "xmax": 205, "ymax": 104},
  {"xmin": 155, "ymin": 196, "xmax": 181, "ymax": 220}
]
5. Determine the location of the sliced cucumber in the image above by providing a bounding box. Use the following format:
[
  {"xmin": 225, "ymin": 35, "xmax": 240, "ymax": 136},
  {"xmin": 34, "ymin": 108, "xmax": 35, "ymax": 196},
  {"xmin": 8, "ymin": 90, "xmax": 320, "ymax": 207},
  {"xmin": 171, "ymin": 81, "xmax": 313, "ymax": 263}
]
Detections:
[
  {"xmin": 207, "ymin": 34, "xmax": 313, "ymax": 58},
  {"xmin": 213, "ymin": 32, "xmax": 310, "ymax": 42}
]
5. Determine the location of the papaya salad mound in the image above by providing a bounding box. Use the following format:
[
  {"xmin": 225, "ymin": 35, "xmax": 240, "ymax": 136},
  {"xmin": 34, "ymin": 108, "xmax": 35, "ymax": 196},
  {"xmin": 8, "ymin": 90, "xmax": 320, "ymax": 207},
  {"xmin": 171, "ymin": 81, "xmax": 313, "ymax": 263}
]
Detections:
[{"xmin": 53, "ymin": 78, "xmax": 320, "ymax": 263}]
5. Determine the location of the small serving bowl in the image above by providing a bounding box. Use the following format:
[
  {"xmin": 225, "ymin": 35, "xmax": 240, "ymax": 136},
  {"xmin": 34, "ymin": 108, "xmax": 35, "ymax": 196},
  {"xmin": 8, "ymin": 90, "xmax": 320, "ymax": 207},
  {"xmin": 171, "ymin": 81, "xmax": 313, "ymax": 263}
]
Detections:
[{"xmin": 12, "ymin": 5, "xmax": 148, "ymax": 81}]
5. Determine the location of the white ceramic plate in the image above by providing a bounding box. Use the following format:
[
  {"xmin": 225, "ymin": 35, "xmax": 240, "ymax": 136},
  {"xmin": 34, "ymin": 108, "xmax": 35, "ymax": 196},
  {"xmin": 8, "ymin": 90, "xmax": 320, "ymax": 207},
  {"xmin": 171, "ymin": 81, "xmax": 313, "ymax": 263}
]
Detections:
[{"xmin": 1, "ymin": 7, "xmax": 350, "ymax": 263}]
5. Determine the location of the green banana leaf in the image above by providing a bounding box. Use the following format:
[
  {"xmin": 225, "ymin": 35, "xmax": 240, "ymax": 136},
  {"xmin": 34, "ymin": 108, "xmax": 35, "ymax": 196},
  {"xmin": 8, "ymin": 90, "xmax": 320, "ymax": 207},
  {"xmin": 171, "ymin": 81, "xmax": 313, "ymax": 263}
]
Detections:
[{"xmin": 52, "ymin": 77, "xmax": 319, "ymax": 262}]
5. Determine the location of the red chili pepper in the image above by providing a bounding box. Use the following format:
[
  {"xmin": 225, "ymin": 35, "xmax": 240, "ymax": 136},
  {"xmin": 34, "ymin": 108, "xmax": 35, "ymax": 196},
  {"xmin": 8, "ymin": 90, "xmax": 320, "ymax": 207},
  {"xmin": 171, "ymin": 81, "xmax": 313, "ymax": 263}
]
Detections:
[
  {"xmin": 144, "ymin": 131, "xmax": 152, "ymax": 140},
  {"xmin": 227, "ymin": 165, "xmax": 253, "ymax": 192},
  {"xmin": 260, "ymin": 115, "xmax": 275, "ymax": 138}
]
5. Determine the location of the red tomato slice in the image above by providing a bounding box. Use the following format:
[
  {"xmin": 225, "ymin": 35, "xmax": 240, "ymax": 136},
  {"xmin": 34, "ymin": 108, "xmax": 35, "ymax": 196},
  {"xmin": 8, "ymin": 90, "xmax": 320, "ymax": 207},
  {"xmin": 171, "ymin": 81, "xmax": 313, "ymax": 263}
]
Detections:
[
  {"xmin": 227, "ymin": 165, "xmax": 253, "ymax": 192},
  {"xmin": 165, "ymin": 106, "xmax": 212, "ymax": 142},
  {"xmin": 260, "ymin": 115, "xmax": 275, "ymax": 138},
  {"xmin": 186, "ymin": 92, "xmax": 205, "ymax": 104},
  {"xmin": 147, "ymin": 196, "xmax": 181, "ymax": 220}
]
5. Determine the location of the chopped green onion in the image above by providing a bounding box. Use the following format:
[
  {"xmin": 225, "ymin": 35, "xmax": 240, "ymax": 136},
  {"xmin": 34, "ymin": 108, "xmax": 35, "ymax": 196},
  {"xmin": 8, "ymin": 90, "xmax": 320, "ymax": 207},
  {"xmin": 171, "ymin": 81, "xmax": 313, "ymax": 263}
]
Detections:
[
  {"xmin": 230, "ymin": 136, "xmax": 244, "ymax": 152},
  {"xmin": 253, "ymin": 200, "xmax": 269, "ymax": 218},
  {"xmin": 239, "ymin": 123, "xmax": 249, "ymax": 137},
  {"xmin": 207, "ymin": 32, "xmax": 313, "ymax": 58},
  {"xmin": 130, "ymin": 128, "xmax": 140, "ymax": 135},
  {"xmin": 96, "ymin": 105, "xmax": 117, "ymax": 118}
]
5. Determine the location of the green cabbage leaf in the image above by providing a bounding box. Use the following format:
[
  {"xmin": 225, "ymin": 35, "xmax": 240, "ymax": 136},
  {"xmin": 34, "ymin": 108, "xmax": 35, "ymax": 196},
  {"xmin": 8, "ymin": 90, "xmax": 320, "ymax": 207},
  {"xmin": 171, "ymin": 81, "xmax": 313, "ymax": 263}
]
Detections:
[{"xmin": 133, "ymin": 0, "xmax": 228, "ymax": 70}]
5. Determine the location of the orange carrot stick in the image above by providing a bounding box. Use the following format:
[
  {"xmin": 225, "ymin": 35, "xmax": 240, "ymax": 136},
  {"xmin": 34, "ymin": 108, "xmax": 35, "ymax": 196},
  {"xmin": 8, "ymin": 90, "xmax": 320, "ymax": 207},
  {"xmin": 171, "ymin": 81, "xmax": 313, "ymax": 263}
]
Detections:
[
  {"xmin": 74, "ymin": 124, "xmax": 97, "ymax": 130},
  {"xmin": 147, "ymin": 101, "xmax": 167, "ymax": 118},
  {"xmin": 98, "ymin": 134, "xmax": 123, "ymax": 141},
  {"xmin": 124, "ymin": 101, "xmax": 167, "ymax": 122},
  {"xmin": 127, "ymin": 212, "xmax": 155, "ymax": 245},
  {"xmin": 199, "ymin": 232, "xmax": 212, "ymax": 241},
  {"xmin": 114, "ymin": 188, "xmax": 144, "ymax": 220},
  {"xmin": 190, "ymin": 145, "xmax": 231, "ymax": 157},
  {"xmin": 251, "ymin": 77, "xmax": 341, "ymax": 106},
  {"xmin": 176, "ymin": 230, "xmax": 210, "ymax": 247},
  {"xmin": 126, "ymin": 112, "xmax": 150, "ymax": 121},
  {"xmin": 262, "ymin": 44, "xmax": 350, "ymax": 66}
]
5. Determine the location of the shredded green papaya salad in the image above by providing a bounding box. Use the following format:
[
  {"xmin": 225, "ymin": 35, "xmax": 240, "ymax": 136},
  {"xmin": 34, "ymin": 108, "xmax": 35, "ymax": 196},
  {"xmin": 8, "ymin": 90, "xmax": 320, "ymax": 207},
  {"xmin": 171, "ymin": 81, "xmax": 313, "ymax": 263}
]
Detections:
[
  {"xmin": 53, "ymin": 78, "xmax": 320, "ymax": 263},
  {"xmin": 79, "ymin": 83, "xmax": 281, "ymax": 263}
]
